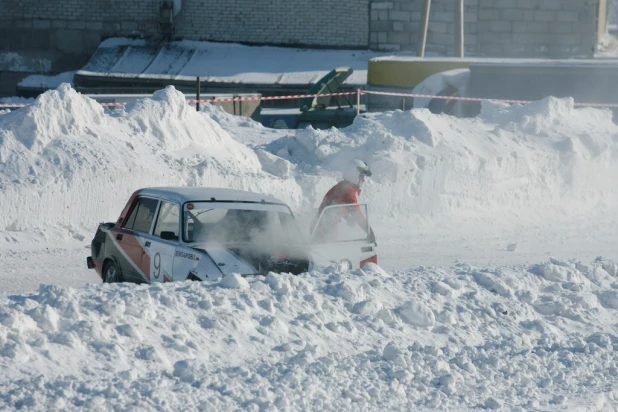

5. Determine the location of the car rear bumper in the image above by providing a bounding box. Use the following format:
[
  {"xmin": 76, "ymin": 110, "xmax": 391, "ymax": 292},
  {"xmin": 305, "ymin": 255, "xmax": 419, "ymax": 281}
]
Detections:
[{"xmin": 360, "ymin": 254, "xmax": 377, "ymax": 268}]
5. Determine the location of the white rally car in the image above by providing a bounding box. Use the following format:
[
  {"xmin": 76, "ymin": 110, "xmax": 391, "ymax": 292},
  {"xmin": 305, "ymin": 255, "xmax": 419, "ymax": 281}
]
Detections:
[{"xmin": 87, "ymin": 187, "xmax": 378, "ymax": 283}]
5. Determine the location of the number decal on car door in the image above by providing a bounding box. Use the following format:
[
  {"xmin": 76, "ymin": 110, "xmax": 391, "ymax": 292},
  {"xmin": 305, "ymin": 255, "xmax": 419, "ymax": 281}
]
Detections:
[{"xmin": 153, "ymin": 252, "xmax": 161, "ymax": 279}]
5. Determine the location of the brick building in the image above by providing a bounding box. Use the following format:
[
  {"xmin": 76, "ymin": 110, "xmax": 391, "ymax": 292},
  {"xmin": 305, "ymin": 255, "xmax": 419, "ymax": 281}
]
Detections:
[
  {"xmin": 371, "ymin": 0, "xmax": 607, "ymax": 57},
  {"xmin": 0, "ymin": 0, "xmax": 609, "ymax": 76}
]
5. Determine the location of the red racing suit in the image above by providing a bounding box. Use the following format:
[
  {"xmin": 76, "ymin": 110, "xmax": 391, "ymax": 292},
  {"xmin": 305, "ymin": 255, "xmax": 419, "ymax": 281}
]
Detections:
[{"xmin": 311, "ymin": 180, "xmax": 368, "ymax": 240}]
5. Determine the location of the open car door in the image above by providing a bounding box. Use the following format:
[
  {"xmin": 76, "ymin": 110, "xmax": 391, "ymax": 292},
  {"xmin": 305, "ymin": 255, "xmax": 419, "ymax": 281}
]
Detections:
[{"xmin": 309, "ymin": 203, "xmax": 378, "ymax": 271}]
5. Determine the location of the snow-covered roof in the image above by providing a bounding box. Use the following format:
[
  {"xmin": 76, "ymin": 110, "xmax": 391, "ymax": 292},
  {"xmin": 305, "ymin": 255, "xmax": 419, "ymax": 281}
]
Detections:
[
  {"xmin": 139, "ymin": 187, "xmax": 287, "ymax": 205},
  {"xmin": 75, "ymin": 38, "xmax": 388, "ymax": 87}
]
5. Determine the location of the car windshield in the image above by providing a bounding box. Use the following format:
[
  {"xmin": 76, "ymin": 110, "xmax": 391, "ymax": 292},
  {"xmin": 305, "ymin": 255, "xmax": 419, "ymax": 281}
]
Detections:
[{"xmin": 183, "ymin": 202, "xmax": 302, "ymax": 245}]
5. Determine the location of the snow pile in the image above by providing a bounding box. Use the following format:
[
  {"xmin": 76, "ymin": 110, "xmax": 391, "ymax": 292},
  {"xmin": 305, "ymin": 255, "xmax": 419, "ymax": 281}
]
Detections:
[
  {"xmin": 265, "ymin": 97, "xmax": 618, "ymax": 227},
  {"xmin": 411, "ymin": 68, "xmax": 471, "ymax": 110},
  {"xmin": 2, "ymin": 83, "xmax": 617, "ymax": 248},
  {"xmin": 0, "ymin": 53, "xmax": 51, "ymax": 73},
  {"xmin": 2, "ymin": 259, "xmax": 618, "ymax": 410},
  {"xmin": 0, "ymin": 84, "xmax": 301, "ymax": 233},
  {"xmin": 1, "ymin": 83, "xmax": 105, "ymax": 150},
  {"xmin": 17, "ymin": 71, "xmax": 76, "ymax": 89},
  {"xmin": 2, "ymin": 79, "xmax": 618, "ymax": 411},
  {"xmin": 0, "ymin": 96, "xmax": 35, "ymax": 104}
]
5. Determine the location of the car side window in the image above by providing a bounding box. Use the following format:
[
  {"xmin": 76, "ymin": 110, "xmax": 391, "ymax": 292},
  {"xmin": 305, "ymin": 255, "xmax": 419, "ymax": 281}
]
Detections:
[
  {"xmin": 154, "ymin": 201, "xmax": 180, "ymax": 239},
  {"xmin": 124, "ymin": 197, "xmax": 159, "ymax": 233}
]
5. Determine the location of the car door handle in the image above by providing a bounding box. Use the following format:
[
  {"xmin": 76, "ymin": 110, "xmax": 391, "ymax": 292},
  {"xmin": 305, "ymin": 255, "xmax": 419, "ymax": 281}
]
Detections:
[
  {"xmin": 116, "ymin": 234, "xmax": 123, "ymax": 241},
  {"xmin": 145, "ymin": 241, "xmax": 151, "ymax": 247}
]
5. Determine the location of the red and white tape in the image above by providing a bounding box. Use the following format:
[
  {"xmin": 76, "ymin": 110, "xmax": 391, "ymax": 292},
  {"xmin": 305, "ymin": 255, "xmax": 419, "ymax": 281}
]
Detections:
[
  {"xmin": 100, "ymin": 102, "xmax": 128, "ymax": 107},
  {"xmin": 187, "ymin": 91, "xmax": 357, "ymax": 104},
  {"xmin": 0, "ymin": 103, "xmax": 29, "ymax": 108},
  {"xmin": 361, "ymin": 90, "xmax": 618, "ymax": 108},
  {"xmin": 1, "ymin": 90, "xmax": 617, "ymax": 108},
  {"xmin": 361, "ymin": 90, "xmax": 534, "ymax": 105}
]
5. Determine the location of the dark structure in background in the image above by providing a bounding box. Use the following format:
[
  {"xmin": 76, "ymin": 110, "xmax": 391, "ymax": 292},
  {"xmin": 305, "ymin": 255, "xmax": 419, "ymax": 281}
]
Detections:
[{"xmin": 0, "ymin": 0, "xmax": 611, "ymax": 97}]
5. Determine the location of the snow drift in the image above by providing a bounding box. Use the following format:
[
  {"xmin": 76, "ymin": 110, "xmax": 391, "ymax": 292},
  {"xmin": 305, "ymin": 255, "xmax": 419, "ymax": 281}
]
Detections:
[
  {"xmin": 1, "ymin": 84, "xmax": 617, "ymax": 237},
  {"xmin": 267, "ymin": 97, "xmax": 618, "ymax": 227},
  {"xmin": 3, "ymin": 83, "xmax": 618, "ymax": 411},
  {"xmin": 0, "ymin": 85, "xmax": 302, "ymax": 233},
  {"xmin": 2, "ymin": 259, "xmax": 618, "ymax": 410}
]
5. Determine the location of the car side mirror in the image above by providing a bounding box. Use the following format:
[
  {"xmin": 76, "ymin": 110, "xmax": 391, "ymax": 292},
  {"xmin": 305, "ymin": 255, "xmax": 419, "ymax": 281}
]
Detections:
[{"xmin": 161, "ymin": 231, "xmax": 178, "ymax": 241}]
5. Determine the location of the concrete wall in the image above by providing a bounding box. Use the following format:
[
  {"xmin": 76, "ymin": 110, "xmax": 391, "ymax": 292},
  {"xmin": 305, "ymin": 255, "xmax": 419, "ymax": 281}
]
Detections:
[{"xmin": 370, "ymin": 0, "xmax": 600, "ymax": 58}]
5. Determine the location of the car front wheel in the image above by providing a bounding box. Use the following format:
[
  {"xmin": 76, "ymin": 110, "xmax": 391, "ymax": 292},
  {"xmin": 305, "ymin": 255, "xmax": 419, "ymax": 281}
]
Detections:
[{"xmin": 103, "ymin": 260, "xmax": 123, "ymax": 283}]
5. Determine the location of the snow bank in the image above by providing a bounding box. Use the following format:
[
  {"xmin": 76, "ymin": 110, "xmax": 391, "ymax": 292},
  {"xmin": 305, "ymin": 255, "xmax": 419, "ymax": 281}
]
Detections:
[
  {"xmin": 0, "ymin": 96, "xmax": 35, "ymax": 104},
  {"xmin": 2, "ymin": 259, "xmax": 618, "ymax": 410},
  {"xmin": 411, "ymin": 68, "xmax": 470, "ymax": 110},
  {"xmin": 1, "ymin": 84, "xmax": 105, "ymax": 150},
  {"xmin": 0, "ymin": 52, "xmax": 51, "ymax": 73},
  {"xmin": 2, "ymin": 83, "xmax": 618, "ymax": 240},
  {"xmin": 3, "ymin": 84, "xmax": 618, "ymax": 410},
  {"xmin": 17, "ymin": 71, "xmax": 76, "ymax": 89},
  {"xmin": 266, "ymin": 96, "xmax": 618, "ymax": 227},
  {"xmin": 0, "ymin": 84, "xmax": 302, "ymax": 233}
]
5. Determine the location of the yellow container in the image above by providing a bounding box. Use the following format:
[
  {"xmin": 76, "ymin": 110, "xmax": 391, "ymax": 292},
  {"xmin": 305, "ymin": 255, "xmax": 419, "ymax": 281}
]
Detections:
[{"xmin": 367, "ymin": 57, "xmax": 471, "ymax": 88}]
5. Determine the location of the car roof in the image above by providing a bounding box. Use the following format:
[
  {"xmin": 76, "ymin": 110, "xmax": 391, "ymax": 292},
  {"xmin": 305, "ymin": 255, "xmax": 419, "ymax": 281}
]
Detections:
[{"xmin": 138, "ymin": 187, "xmax": 288, "ymax": 205}]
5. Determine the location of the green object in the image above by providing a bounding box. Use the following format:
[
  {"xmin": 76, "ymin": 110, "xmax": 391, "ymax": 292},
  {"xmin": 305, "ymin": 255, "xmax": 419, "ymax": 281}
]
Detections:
[{"xmin": 297, "ymin": 67, "xmax": 357, "ymax": 129}]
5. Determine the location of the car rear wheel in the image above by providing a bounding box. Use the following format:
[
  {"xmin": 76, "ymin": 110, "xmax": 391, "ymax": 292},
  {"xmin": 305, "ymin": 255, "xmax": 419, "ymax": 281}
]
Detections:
[{"xmin": 103, "ymin": 260, "xmax": 123, "ymax": 283}]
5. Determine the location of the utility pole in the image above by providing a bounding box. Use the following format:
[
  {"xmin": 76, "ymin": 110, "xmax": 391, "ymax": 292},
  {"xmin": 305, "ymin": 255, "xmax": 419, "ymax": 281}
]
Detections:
[
  {"xmin": 196, "ymin": 77, "xmax": 200, "ymax": 112},
  {"xmin": 456, "ymin": 0, "xmax": 464, "ymax": 57},
  {"xmin": 418, "ymin": 0, "xmax": 432, "ymax": 57}
]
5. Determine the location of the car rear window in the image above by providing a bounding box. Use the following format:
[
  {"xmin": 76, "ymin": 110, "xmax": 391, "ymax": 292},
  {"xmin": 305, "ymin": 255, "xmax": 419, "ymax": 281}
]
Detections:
[
  {"xmin": 154, "ymin": 201, "xmax": 180, "ymax": 238},
  {"xmin": 124, "ymin": 197, "xmax": 159, "ymax": 233}
]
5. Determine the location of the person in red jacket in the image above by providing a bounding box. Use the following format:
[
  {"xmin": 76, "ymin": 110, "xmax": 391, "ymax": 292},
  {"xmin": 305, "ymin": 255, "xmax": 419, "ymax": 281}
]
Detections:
[{"xmin": 311, "ymin": 160, "xmax": 373, "ymax": 241}]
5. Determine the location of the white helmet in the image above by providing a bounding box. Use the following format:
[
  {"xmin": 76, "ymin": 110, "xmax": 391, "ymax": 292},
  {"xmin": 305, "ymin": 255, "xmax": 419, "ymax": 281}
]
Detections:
[{"xmin": 342, "ymin": 159, "xmax": 372, "ymax": 186}]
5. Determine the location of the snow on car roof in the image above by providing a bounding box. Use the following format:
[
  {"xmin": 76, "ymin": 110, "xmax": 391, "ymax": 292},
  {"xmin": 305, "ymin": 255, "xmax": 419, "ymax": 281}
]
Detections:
[{"xmin": 138, "ymin": 187, "xmax": 287, "ymax": 205}]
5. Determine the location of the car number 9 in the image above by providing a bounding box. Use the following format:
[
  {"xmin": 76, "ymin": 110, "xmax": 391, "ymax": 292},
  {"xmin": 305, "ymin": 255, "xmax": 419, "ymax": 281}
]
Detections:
[{"xmin": 153, "ymin": 252, "xmax": 161, "ymax": 279}]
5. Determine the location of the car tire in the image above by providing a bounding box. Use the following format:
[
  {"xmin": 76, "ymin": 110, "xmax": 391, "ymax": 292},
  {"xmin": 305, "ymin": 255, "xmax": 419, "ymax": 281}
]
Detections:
[{"xmin": 103, "ymin": 259, "xmax": 123, "ymax": 283}]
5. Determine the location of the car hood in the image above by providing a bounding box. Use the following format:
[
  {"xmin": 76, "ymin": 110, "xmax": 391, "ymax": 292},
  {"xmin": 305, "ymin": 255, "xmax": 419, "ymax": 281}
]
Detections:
[
  {"xmin": 191, "ymin": 242, "xmax": 310, "ymax": 276},
  {"xmin": 202, "ymin": 246, "xmax": 258, "ymax": 276}
]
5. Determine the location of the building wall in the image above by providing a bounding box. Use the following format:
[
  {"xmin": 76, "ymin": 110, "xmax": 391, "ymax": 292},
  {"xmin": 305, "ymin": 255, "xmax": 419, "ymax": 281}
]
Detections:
[
  {"xmin": 369, "ymin": 0, "xmax": 480, "ymax": 54},
  {"xmin": 174, "ymin": 0, "xmax": 369, "ymax": 47},
  {"xmin": 0, "ymin": 0, "xmax": 160, "ymax": 71},
  {"xmin": 369, "ymin": 0, "xmax": 600, "ymax": 58},
  {"xmin": 0, "ymin": 0, "xmax": 603, "ymax": 65},
  {"xmin": 479, "ymin": 0, "xmax": 598, "ymax": 57},
  {"xmin": 0, "ymin": 0, "xmax": 369, "ymax": 64}
]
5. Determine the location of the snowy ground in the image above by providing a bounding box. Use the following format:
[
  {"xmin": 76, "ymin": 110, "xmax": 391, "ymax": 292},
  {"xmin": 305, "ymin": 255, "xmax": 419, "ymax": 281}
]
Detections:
[{"xmin": 2, "ymin": 84, "xmax": 618, "ymax": 410}]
